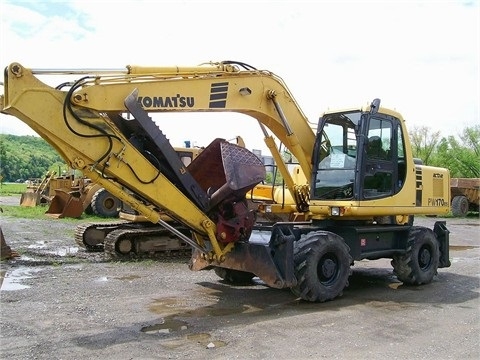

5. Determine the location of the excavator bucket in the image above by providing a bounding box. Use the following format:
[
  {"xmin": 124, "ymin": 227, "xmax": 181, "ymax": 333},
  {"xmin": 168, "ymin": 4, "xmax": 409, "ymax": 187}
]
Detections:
[
  {"xmin": 19, "ymin": 191, "xmax": 41, "ymax": 207},
  {"xmin": 45, "ymin": 188, "xmax": 84, "ymax": 219},
  {"xmin": 188, "ymin": 139, "xmax": 266, "ymax": 209}
]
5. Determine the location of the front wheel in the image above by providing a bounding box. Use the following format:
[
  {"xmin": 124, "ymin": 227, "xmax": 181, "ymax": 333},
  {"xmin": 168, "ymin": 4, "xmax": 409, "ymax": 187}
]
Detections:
[
  {"xmin": 391, "ymin": 226, "xmax": 440, "ymax": 285},
  {"xmin": 291, "ymin": 232, "xmax": 352, "ymax": 302}
]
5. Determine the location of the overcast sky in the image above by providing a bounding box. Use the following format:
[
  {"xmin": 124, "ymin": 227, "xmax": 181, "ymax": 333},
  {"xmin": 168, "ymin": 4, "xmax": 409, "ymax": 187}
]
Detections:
[{"xmin": 0, "ymin": 0, "xmax": 478, "ymax": 152}]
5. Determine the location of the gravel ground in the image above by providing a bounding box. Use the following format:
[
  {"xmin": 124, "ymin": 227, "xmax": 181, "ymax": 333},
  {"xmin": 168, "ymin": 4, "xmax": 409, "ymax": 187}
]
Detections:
[{"xmin": 1, "ymin": 195, "xmax": 479, "ymax": 360}]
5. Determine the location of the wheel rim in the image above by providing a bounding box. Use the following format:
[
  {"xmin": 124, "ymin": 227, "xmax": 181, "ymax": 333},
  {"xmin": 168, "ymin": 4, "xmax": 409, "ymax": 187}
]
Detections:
[
  {"xmin": 317, "ymin": 254, "xmax": 339, "ymax": 285},
  {"xmin": 418, "ymin": 245, "xmax": 432, "ymax": 270},
  {"xmin": 104, "ymin": 198, "xmax": 115, "ymax": 210}
]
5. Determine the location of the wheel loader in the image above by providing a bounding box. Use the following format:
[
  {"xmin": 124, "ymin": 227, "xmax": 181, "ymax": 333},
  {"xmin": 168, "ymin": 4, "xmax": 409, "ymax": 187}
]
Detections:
[
  {"xmin": 0, "ymin": 61, "xmax": 451, "ymax": 302},
  {"xmin": 19, "ymin": 171, "xmax": 79, "ymax": 208},
  {"xmin": 18, "ymin": 170, "xmax": 121, "ymax": 219}
]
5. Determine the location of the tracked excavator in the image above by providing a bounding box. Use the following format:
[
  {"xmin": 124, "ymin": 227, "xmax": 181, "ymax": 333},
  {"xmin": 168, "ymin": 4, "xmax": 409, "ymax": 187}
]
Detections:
[
  {"xmin": 1, "ymin": 61, "xmax": 451, "ymax": 302},
  {"xmin": 73, "ymin": 145, "xmax": 203, "ymax": 256},
  {"xmin": 74, "ymin": 141, "xmax": 252, "ymax": 257}
]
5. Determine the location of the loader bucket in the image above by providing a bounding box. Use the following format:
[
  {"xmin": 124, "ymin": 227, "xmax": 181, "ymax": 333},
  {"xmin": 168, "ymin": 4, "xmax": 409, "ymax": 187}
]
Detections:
[
  {"xmin": 19, "ymin": 192, "xmax": 41, "ymax": 207},
  {"xmin": 45, "ymin": 188, "xmax": 84, "ymax": 219}
]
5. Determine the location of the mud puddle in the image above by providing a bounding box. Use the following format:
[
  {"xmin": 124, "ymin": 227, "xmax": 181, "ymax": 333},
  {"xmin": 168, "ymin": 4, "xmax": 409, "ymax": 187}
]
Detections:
[
  {"xmin": 141, "ymin": 317, "xmax": 228, "ymax": 349},
  {"xmin": 28, "ymin": 241, "xmax": 79, "ymax": 256},
  {"xmin": 141, "ymin": 318, "xmax": 188, "ymax": 334},
  {"xmin": 0, "ymin": 266, "xmax": 42, "ymax": 291}
]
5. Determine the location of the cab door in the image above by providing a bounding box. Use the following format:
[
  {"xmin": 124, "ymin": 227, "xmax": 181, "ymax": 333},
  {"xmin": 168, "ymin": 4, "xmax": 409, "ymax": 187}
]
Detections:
[{"xmin": 360, "ymin": 115, "xmax": 398, "ymax": 199}]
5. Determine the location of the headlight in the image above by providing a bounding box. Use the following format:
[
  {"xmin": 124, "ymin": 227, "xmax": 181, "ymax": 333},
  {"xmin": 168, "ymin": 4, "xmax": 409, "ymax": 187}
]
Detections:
[{"xmin": 331, "ymin": 207, "xmax": 340, "ymax": 216}]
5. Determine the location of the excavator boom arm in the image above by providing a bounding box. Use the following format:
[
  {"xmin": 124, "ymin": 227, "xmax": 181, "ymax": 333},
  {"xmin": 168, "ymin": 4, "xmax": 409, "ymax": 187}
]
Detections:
[
  {"xmin": 1, "ymin": 61, "xmax": 317, "ymax": 258},
  {"xmin": 2, "ymin": 61, "xmax": 317, "ymax": 214},
  {"xmin": 1, "ymin": 63, "xmax": 217, "ymax": 236}
]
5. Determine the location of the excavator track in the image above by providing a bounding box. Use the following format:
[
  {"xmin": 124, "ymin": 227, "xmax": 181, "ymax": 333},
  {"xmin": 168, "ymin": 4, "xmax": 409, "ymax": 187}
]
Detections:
[
  {"xmin": 74, "ymin": 220, "xmax": 130, "ymax": 251},
  {"xmin": 103, "ymin": 226, "xmax": 193, "ymax": 260}
]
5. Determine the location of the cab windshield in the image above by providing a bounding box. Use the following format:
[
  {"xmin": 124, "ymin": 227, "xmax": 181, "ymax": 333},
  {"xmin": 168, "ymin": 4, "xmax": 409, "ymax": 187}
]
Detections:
[{"xmin": 314, "ymin": 112, "xmax": 360, "ymax": 200}]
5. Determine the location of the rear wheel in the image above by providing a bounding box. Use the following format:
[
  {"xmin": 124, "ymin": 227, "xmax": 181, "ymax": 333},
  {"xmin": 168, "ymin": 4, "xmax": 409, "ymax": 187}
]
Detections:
[
  {"xmin": 451, "ymin": 195, "xmax": 469, "ymax": 217},
  {"xmin": 214, "ymin": 268, "xmax": 255, "ymax": 285},
  {"xmin": 391, "ymin": 226, "xmax": 440, "ymax": 285},
  {"xmin": 291, "ymin": 232, "xmax": 352, "ymax": 302}
]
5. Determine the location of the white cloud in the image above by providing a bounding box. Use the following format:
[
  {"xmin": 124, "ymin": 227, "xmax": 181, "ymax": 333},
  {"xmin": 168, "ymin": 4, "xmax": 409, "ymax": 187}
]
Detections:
[{"xmin": 1, "ymin": 0, "xmax": 478, "ymax": 150}]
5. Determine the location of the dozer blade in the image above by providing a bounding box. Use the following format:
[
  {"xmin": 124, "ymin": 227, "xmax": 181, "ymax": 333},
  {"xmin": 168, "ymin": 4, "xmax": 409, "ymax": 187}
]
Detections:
[
  {"xmin": 19, "ymin": 192, "xmax": 41, "ymax": 207},
  {"xmin": 45, "ymin": 188, "xmax": 84, "ymax": 219}
]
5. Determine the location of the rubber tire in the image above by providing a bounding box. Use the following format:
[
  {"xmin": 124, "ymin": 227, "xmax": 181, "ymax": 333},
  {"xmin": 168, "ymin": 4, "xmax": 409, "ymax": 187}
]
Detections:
[
  {"xmin": 291, "ymin": 232, "xmax": 352, "ymax": 302},
  {"xmin": 391, "ymin": 226, "xmax": 440, "ymax": 285},
  {"xmin": 214, "ymin": 268, "xmax": 255, "ymax": 285},
  {"xmin": 84, "ymin": 203, "xmax": 94, "ymax": 215},
  {"xmin": 451, "ymin": 195, "xmax": 469, "ymax": 217},
  {"xmin": 91, "ymin": 189, "xmax": 121, "ymax": 218}
]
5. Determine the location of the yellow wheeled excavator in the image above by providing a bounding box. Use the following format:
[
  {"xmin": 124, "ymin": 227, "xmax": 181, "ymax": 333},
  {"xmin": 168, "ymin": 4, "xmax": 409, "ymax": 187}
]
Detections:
[{"xmin": 1, "ymin": 61, "xmax": 451, "ymax": 302}]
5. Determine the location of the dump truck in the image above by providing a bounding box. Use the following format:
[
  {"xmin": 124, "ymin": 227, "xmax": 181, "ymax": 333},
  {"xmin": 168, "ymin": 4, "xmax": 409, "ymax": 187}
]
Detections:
[
  {"xmin": 0, "ymin": 61, "xmax": 451, "ymax": 302},
  {"xmin": 450, "ymin": 178, "xmax": 479, "ymax": 217}
]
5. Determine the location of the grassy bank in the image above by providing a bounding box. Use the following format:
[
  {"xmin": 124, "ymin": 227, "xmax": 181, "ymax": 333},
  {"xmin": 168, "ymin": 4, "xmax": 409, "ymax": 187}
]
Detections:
[
  {"xmin": 0, "ymin": 183, "xmax": 27, "ymax": 195},
  {"xmin": 0, "ymin": 204, "xmax": 111, "ymax": 222}
]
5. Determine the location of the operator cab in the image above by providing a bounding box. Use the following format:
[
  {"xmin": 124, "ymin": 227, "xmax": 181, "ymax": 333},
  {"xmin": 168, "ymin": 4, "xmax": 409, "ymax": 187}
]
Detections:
[{"xmin": 311, "ymin": 99, "xmax": 407, "ymax": 201}]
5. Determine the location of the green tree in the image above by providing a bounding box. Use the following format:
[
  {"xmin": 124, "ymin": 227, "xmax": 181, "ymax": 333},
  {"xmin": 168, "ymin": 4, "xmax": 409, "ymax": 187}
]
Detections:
[
  {"xmin": 434, "ymin": 125, "xmax": 480, "ymax": 178},
  {"xmin": 409, "ymin": 125, "xmax": 441, "ymax": 165},
  {"xmin": 0, "ymin": 134, "xmax": 66, "ymax": 181}
]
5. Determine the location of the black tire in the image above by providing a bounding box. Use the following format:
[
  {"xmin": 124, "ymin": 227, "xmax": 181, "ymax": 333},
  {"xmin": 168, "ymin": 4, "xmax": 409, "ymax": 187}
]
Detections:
[
  {"xmin": 84, "ymin": 203, "xmax": 94, "ymax": 215},
  {"xmin": 391, "ymin": 226, "xmax": 440, "ymax": 285},
  {"xmin": 91, "ymin": 189, "xmax": 121, "ymax": 218},
  {"xmin": 291, "ymin": 232, "xmax": 352, "ymax": 302},
  {"xmin": 214, "ymin": 267, "xmax": 255, "ymax": 284},
  {"xmin": 407, "ymin": 215, "xmax": 414, "ymax": 226},
  {"xmin": 451, "ymin": 195, "xmax": 469, "ymax": 217}
]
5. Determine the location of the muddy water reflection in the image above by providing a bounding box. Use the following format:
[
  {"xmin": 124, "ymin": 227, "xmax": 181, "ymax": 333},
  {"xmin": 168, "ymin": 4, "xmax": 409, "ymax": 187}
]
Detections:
[
  {"xmin": 141, "ymin": 318, "xmax": 188, "ymax": 334},
  {"xmin": 140, "ymin": 315, "xmax": 228, "ymax": 349},
  {"xmin": 0, "ymin": 266, "xmax": 42, "ymax": 291}
]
